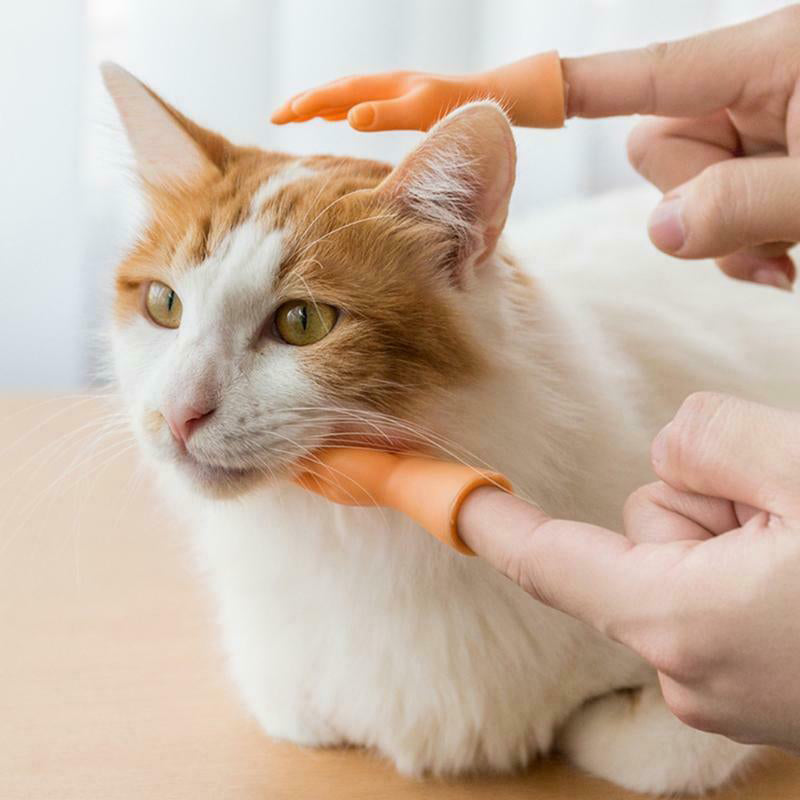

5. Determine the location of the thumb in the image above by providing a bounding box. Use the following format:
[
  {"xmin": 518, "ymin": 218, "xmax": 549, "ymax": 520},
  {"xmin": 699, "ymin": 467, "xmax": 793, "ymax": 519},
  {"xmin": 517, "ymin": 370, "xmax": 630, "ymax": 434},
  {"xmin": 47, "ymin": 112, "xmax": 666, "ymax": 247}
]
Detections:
[
  {"xmin": 348, "ymin": 87, "xmax": 431, "ymax": 131},
  {"xmin": 648, "ymin": 156, "xmax": 800, "ymax": 259}
]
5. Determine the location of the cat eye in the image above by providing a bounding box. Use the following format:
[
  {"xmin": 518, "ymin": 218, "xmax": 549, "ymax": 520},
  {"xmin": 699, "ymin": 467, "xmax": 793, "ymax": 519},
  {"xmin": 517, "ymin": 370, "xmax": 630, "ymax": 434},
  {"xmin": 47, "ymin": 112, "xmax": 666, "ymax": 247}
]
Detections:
[
  {"xmin": 275, "ymin": 300, "xmax": 338, "ymax": 346},
  {"xmin": 145, "ymin": 281, "xmax": 183, "ymax": 329}
]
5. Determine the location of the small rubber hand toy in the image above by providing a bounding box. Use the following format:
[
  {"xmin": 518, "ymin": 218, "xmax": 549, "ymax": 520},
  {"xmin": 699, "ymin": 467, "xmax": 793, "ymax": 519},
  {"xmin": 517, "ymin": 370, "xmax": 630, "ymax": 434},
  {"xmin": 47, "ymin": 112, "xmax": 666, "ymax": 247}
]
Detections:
[
  {"xmin": 294, "ymin": 449, "xmax": 512, "ymax": 555},
  {"xmin": 271, "ymin": 51, "xmax": 565, "ymax": 132}
]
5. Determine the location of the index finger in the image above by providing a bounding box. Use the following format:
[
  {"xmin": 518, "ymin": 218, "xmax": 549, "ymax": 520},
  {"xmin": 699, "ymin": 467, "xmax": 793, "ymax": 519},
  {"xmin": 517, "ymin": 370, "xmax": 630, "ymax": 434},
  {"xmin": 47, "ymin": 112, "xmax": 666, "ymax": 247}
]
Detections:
[
  {"xmin": 561, "ymin": 8, "xmax": 789, "ymax": 119},
  {"xmin": 456, "ymin": 486, "xmax": 694, "ymax": 644}
]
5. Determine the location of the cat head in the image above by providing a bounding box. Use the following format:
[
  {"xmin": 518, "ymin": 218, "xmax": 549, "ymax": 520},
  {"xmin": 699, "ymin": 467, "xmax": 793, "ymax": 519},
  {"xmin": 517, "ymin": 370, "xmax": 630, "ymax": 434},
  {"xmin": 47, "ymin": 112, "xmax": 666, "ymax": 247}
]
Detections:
[{"xmin": 103, "ymin": 63, "xmax": 517, "ymax": 498}]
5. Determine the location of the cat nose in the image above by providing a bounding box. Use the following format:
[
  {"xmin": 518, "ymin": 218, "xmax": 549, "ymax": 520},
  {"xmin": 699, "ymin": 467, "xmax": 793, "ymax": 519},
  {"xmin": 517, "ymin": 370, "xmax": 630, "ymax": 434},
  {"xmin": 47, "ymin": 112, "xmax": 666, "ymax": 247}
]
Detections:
[{"xmin": 164, "ymin": 402, "xmax": 216, "ymax": 446}]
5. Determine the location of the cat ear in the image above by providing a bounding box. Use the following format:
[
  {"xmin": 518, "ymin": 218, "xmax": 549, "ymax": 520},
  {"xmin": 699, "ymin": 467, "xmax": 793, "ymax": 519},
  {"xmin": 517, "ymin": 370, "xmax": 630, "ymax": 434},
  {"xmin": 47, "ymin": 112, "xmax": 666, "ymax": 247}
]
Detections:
[
  {"xmin": 377, "ymin": 101, "xmax": 516, "ymax": 273},
  {"xmin": 101, "ymin": 62, "xmax": 229, "ymax": 189}
]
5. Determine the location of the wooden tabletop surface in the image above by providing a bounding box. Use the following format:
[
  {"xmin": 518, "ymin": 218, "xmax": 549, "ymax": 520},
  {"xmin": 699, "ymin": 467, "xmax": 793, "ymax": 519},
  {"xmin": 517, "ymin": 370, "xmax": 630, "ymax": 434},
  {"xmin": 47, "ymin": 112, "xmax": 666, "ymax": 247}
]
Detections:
[{"xmin": 1, "ymin": 393, "xmax": 798, "ymax": 799}]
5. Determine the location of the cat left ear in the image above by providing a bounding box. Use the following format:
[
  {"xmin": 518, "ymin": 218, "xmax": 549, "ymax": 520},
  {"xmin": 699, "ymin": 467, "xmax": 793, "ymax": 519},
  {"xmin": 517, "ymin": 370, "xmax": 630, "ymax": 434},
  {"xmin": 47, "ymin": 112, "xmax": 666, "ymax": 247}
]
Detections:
[
  {"xmin": 101, "ymin": 62, "xmax": 229, "ymax": 190},
  {"xmin": 377, "ymin": 101, "xmax": 516, "ymax": 274}
]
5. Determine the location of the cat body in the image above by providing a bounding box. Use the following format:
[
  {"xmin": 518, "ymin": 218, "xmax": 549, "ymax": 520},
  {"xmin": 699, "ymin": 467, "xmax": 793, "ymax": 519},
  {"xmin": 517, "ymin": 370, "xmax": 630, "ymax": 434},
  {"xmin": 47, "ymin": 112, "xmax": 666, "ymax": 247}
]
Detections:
[
  {"xmin": 185, "ymin": 206, "xmax": 798, "ymax": 793},
  {"xmin": 104, "ymin": 64, "xmax": 798, "ymax": 794}
]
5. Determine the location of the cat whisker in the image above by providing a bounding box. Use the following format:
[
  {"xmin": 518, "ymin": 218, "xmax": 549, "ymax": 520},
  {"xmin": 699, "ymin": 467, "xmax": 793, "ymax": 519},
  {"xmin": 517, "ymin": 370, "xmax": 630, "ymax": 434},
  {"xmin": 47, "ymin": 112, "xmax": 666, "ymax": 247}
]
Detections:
[
  {"xmin": 262, "ymin": 430, "xmax": 391, "ymax": 530},
  {"xmin": 0, "ymin": 413, "xmax": 131, "ymax": 496},
  {"xmin": 0, "ymin": 436, "xmax": 136, "ymax": 561},
  {"xmin": 0, "ymin": 394, "xmax": 121, "ymax": 463},
  {"xmin": 294, "ymin": 184, "xmax": 362, "ymax": 244},
  {"xmin": 293, "ymin": 177, "xmax": 339, "ymax": 241}
]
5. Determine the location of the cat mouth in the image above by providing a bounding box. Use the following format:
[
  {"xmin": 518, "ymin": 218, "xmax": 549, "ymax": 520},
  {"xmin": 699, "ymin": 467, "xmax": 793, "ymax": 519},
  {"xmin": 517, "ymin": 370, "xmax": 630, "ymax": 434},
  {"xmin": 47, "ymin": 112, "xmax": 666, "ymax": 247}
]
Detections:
[
  {"xmin": 176, "ymin": 450, "xmax": 266, "ymax": 497},
  {"xmin": 171, "ymin": 428, "xmax": 418, "ymax": 498}
]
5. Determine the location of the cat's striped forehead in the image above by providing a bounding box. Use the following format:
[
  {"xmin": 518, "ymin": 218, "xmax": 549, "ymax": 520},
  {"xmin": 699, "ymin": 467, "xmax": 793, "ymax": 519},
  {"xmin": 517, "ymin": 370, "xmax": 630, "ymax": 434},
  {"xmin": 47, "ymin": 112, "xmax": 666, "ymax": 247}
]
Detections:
[{"xmin": 116, "ymin": 150, "xmax": 391, "ymax": 290}]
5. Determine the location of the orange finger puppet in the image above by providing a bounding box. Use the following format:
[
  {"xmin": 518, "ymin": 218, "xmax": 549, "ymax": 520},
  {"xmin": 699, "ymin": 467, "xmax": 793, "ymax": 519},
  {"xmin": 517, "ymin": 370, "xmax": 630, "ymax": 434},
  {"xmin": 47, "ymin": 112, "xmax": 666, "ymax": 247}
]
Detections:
[
  {"xmin": 271, "ymin": 51, "xmax": 566, "ymax": 132},
  {"xmin": 294, "ymin": 449, "xmax": 512, "ymax": 555}
]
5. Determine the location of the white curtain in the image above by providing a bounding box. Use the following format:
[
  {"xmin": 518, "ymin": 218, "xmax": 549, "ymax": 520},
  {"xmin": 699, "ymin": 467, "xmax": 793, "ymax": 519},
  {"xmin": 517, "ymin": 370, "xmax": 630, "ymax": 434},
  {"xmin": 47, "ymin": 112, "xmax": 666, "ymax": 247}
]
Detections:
[{"xmin": 0, "ymin": 0, "xmax": 789, "ymax": 388}]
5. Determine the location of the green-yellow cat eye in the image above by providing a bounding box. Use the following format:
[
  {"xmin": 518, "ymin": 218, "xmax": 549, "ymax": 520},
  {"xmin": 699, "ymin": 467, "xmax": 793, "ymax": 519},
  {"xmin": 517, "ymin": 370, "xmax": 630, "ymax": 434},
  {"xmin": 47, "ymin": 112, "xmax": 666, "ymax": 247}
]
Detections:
[
  {"xmin": 275, "ymin": 300, "xmax": 338, "ymax": 346},
  {"xmin": 145, "ymin": 281, "xmax": 183, "ymax": 329}
]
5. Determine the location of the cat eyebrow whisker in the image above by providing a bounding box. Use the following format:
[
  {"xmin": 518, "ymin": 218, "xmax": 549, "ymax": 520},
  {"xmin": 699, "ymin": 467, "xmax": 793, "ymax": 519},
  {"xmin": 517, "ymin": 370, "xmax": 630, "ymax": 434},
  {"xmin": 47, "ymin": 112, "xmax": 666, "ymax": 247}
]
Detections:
[
  {"xmin": 295, "ymin": 257, "xmax": 326, "ymax": 273},
  {"xmin": 294, "ymin": 185, "xmax": 359, "ymax": 243},
  {"xmin": 295, "ymin": 273, "xmax": 323, "ymax": 319}
]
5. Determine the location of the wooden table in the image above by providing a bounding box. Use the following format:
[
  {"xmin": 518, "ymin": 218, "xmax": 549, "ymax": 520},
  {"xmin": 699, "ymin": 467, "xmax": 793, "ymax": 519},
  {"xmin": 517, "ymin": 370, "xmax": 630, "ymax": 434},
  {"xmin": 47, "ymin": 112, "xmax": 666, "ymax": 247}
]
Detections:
[{"xmin": 1, "ymin": 394, "xmax": 798, "ymax": 799}]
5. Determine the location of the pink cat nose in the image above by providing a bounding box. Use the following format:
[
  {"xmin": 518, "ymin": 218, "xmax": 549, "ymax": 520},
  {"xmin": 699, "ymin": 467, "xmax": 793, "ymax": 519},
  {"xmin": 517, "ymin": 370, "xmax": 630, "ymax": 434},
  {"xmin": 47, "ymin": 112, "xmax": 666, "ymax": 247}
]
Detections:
[{"xmin": 164, "ymin": 403, "xmax": 215, "ymax": 446}]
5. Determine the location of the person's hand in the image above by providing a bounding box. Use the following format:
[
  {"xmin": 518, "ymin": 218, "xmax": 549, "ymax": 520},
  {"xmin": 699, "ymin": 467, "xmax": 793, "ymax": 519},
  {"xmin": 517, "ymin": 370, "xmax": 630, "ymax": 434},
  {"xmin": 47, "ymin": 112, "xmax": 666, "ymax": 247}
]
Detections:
[
  {"xmin": 458, "ymin": 391, "xmax": 800, "ymax": 752},
  {"xmin": 562, "ymin": 6, "xmax": 800, "ymax": 287},
  {"xmin": 274, "ymin": 8, "xmax": 800, "ymax": 287}
]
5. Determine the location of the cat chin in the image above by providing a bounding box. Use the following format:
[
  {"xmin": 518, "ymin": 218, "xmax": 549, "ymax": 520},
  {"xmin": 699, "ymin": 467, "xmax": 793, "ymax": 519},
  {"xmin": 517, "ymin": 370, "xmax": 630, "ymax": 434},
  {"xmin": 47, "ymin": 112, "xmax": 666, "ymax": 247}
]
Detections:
[
  {"xmin": 167, "ymin": 452, "xmax": 275, "ymax": 500},
  {"xmin": 185, "ymin": 464, "xmax": 267, "ymax": 499}
]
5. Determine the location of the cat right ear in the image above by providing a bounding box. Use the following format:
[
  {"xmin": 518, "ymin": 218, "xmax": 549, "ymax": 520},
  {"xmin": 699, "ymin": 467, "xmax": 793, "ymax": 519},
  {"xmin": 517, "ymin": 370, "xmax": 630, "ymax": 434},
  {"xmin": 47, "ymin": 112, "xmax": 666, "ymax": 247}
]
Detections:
[
  {"xmin": 101, "ymin": 62, "xmax": 226, "ymax": 190},
  {"xmin": 377, "ymin": 101, "xmax": 517, "ymax": 276}
]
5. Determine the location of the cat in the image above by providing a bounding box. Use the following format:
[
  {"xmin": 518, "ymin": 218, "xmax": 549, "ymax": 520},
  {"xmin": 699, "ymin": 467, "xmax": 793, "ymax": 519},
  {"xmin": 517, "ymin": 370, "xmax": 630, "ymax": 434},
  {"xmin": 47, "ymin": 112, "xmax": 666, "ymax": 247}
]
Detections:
[{"xmin": 102, "ymin": 62, "xmax": 800, "ymax": 795}]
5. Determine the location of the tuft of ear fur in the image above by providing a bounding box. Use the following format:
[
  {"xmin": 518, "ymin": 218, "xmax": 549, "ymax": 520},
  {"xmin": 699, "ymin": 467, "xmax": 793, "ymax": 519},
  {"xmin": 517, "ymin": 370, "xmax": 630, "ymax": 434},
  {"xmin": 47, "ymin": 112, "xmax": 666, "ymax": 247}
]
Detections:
[
  {"xmin": 378, "ymin": 101, "xmax": 516, "ymax": 273},
  {"xmin": 101, "ymin": 62, "xmax": 231, "ymax": 190}
]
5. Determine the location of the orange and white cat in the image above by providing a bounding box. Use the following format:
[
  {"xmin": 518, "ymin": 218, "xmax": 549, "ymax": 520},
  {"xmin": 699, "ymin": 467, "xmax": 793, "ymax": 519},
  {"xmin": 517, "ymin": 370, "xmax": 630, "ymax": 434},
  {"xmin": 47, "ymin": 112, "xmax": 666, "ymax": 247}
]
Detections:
[{"xmin": 103, "ymin": 63, "xmax": 800, "ymax": 794}]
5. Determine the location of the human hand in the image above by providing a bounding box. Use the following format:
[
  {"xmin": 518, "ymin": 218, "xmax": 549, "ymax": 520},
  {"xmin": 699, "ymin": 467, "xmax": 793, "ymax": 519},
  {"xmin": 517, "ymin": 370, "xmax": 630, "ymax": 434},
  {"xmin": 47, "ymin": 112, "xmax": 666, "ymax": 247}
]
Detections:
[
  {"xmin": 562, "ymin": 7, "xmax": 800, "ymax": 287},
  {"xmin": 270, "ymin": 51, "xmax": 565, "ymax": 131},
  {"xmin": 458, "ymin": 391, "xmax": 800, "ymax": 751},
  {"xmin": 275, "ymin": 8, "xmax": 800, "ymax": 287}
]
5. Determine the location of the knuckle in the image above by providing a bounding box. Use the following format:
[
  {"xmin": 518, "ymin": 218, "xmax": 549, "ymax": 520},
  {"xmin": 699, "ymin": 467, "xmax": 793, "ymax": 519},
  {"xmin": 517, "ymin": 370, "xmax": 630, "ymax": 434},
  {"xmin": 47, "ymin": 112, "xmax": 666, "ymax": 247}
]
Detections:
[
  {"xmin": 773, "ymin": 4, "xmax": 800, "ymax": 31},
  {"xmin": 498, "ymin": 533, "xmax": 535, "ymax": 594},
  {"xmin": 625, "ymin": 120, "xmax": 662, "ymax": 175},
  {"xmin": 676, "ymin": 390, "xmax": 726, "ymax": 424},
  {"xmin": 623, "ymin": 482, "xmax": 663, "ymax": 528},
  {"xmin": 691, "ymin": 162, "xmax": 748, "ymax": 250},
  {"xmin": 659, "ymin": 630, "xmax": 701, "ymax": 680},
  {"xmin": 642, "ymin": 41, "xmax": 672, "ymax": 114},
  {"xmin": 501, "ymin": 548, "xmax": 541, "ymax": 601},
  {"xmin": 500, "ymin": 521, "xmax": 554, "ymax": 604},
  {"xmin": 622, "ymin": 486, "xmax": 647, "ymax": 523},
  {"xmin": 624, "ymin": 598, "xmax": 705, "ymax": 682},
  {"xmin": 667, "ymin": 392, "xmax": 729, "ymax": 471},
  {"xmin": 644, "ymin": 40, "xmax": 670, "ymax": 63},
  {"xmin": 640, "ymin": 606, "xmax": 702, "ymax": 680},
  {"xmin": 661, "ymin": 683, "xmax": 712, "ymax": 731}
]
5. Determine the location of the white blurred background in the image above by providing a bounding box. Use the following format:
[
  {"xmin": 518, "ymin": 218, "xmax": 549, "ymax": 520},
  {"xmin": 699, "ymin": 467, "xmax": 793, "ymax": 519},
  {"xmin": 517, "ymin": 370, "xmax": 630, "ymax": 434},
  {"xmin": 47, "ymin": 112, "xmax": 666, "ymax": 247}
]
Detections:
[{"xmin": 0, "ymin": 0, "xmax": 789, "ymax": 389}]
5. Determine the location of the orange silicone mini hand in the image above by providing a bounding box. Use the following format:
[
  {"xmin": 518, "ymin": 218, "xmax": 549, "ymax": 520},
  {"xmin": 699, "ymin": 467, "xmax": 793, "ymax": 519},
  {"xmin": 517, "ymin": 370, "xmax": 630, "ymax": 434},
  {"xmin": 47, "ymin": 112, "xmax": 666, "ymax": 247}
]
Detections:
[
  {"xmin": 271, "ymin": 51, "xmax": 565, "ymax": 132},
  {"xmin": 294, "ymin": 449, "xmax": 512, "ymax": 555}
]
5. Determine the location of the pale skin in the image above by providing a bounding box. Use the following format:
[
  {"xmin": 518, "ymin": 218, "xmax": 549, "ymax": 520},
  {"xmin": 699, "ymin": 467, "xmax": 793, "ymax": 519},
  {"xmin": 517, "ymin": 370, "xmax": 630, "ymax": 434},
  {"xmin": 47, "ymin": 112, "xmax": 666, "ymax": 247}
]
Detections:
[{"xmin": 278, "ymin": 7, "xmax": 800, "ymax": 751}]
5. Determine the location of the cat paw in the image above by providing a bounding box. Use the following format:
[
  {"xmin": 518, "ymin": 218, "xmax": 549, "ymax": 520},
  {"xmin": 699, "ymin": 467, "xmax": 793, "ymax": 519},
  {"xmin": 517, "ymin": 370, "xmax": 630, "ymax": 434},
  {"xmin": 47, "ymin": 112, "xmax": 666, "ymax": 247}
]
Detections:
[
  {"xmin": 558, "ymin": 685, "xmax": 757, "ymax": 795},
  {"xmin": 255, "ymin": 709, "xmax": 345, "ymax": 749}
]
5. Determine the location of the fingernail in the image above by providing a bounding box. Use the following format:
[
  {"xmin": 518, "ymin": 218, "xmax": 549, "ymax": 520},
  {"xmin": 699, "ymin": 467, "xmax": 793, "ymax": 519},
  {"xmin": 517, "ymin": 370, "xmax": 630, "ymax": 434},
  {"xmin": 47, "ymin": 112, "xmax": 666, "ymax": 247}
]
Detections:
[
  {"xmin": 651, "ymin": 422, "xmax": 672, "ymax": 467},
  {"xmin": 752, "ymin": 268, "xmax": 793, "ymax": 291},
  {"xmin": 648, "ymin": 195, "xmax": 685, "ymax": 254},
  {"xmin": 349, "ymin": 105, "xmax": 374, "ymax": 129}
]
